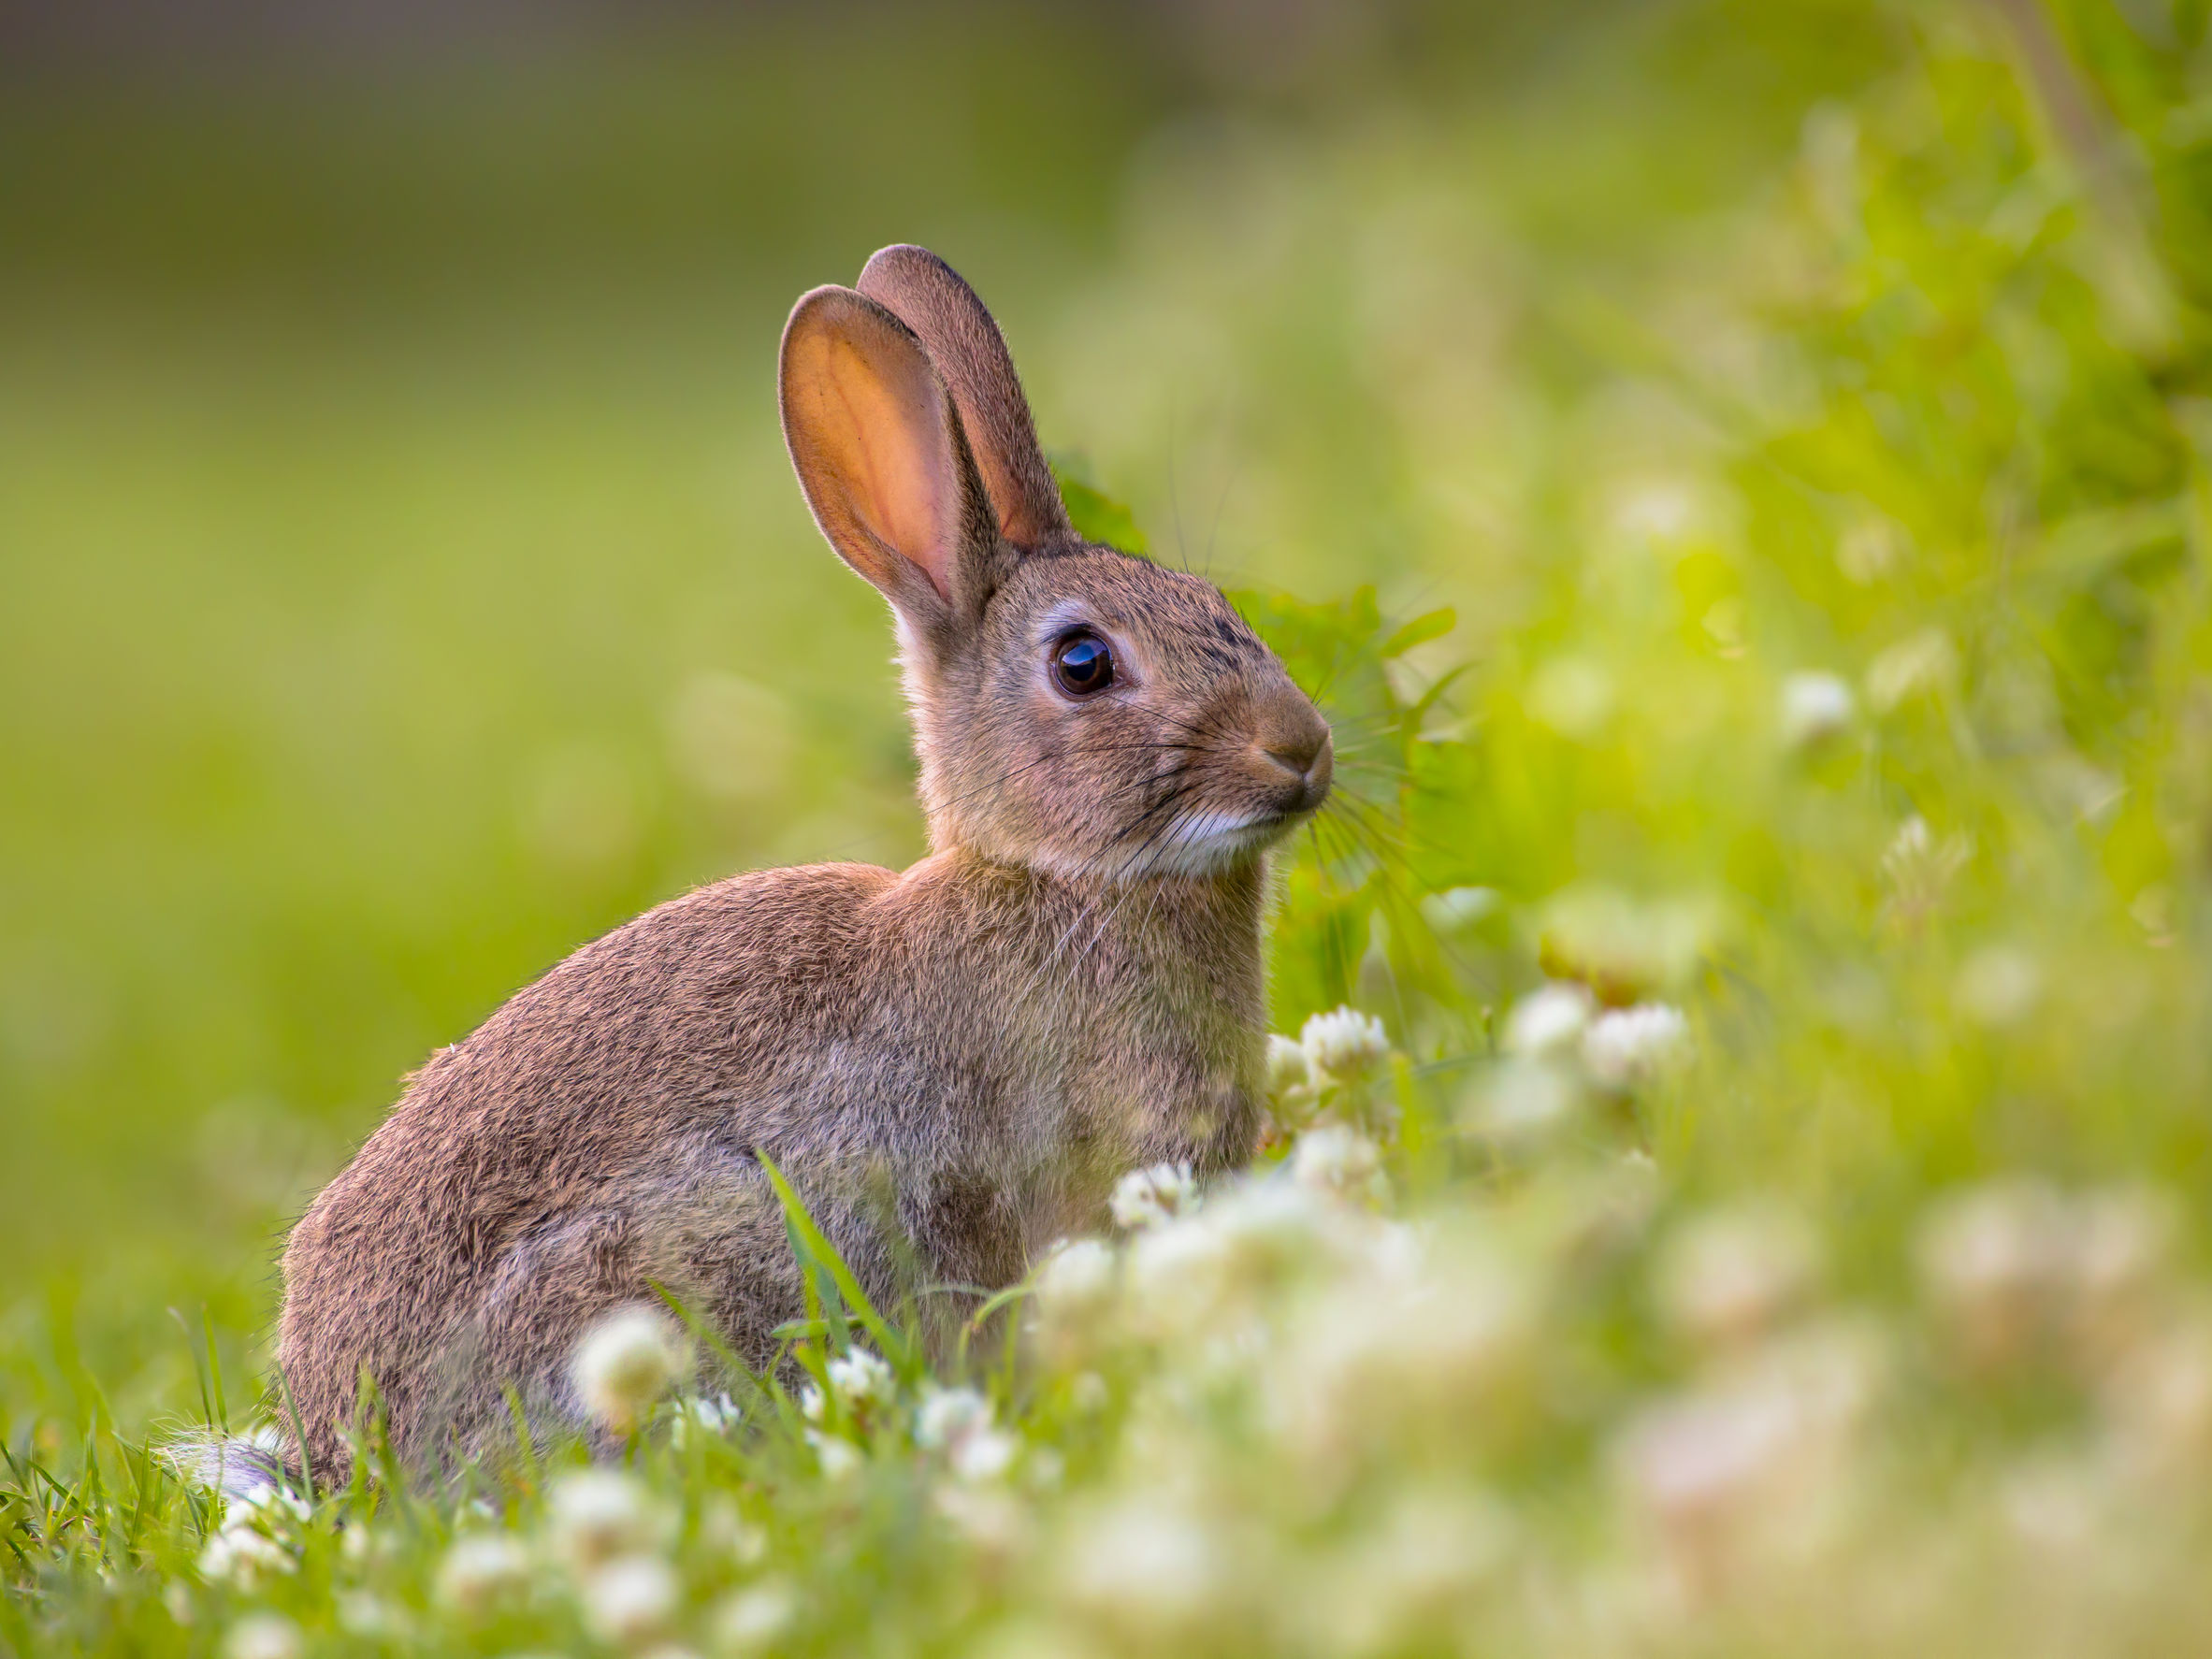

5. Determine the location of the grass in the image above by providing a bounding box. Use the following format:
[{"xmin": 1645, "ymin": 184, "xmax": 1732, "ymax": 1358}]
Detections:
[{"xmin": 9, "ymin": 0, "xmax": 2212, "ymax": 1653}]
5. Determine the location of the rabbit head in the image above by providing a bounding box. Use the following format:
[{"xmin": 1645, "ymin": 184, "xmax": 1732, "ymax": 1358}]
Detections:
[{"xmin": 780, "ymin": 245, "xmax": 1331, "ymax": 880}]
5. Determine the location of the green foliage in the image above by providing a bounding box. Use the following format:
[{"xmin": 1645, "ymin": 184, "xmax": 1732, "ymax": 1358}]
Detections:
[{"xmin": 12, "ymin": 0, "xmax": 2212, "ymax": 1654}]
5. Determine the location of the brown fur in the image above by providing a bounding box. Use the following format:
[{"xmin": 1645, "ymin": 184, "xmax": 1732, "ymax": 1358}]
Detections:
[{"xmin": 276, "ymin": 247, "xmax": 1332, "ymax": 1479}]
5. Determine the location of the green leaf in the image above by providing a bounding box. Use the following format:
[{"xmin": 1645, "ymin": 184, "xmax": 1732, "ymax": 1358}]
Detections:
[
  {"xmin": 1381, "ymin": 607, "xmax": 1456, "ymax": 658},
  {"xmin": 1048, "ymin": 452, "xmax": 1149, "ymax": 553}
]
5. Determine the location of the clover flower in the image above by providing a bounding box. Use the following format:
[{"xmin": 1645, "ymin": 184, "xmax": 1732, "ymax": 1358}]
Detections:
[
  {"xmin": 1582, "ymin": 1003, "xmax": 1689, "ymax": 1089},
  {"xmin": 806, "ymin": 1431, "xmax": 864, "ymax": 1479},
  {"xmin": 1917, "ymin": 1179, "xmax": 2073, "ymax": 1367},
  {"xmin": 579, "ymin": 1555, "xmax": 680, "ymax": 1647},
  {"xmin": 1264, "ymin": 1033, "xmax": 1312, "ymax": 1098},
  {"xmin": 915, "ymin": 1386, "xmax": 992, "ymax": 1450},
  {"xmin": 667, "ymin": 1392, "xmax": 741, "ymax": 1449},
  {"xmin": 222, "ymin": 1614, "xmax": 302, "ymax": 1659},
  {"xmin": 1056, "ymin": 1497, "xmax": 1226, "ymax": 1636},
  {"xmin": 1779, "ymin": 671, "xmax": 1855, "ymax": 747},
  {"xmin": 714, "ymin": 1580, "xmax": 798, "ymax": 1652},
  {"xmin": 1290, "ymin": 1124, "xmax": 1385, "ymax": 1205},
  {"xmin": 572, "ymin": 1305, "xmax": 689, "ymax": 1435},
  {"xmin": 826, "ymin": 1346, "xmax": 895, "ymax": 1408},
  {"xmin": 197, "ymin": 1523, "xmax": 296, "ymax": 1594},
  {"xmin": 1655, "ymin": 1205, "xmax": 1821, "ymax": 1351},
  {"xmin": 1616, "ymin": 1321, "xmax": 1883, "ymax": 1592},
  {"xmin": 914, "ymin": 1385, "xmax": 1022, "ymax": 1482},
  {"xmin": 1034, "ymin": 1238, "xmax": 1119, "ymax": 1321},
  {"xmin": 1504, "ymin": 983, "xmax": 1594, "ymax": 1059},
  {"xmin": 334, "ymin": 1593, "xmax": 405, "ymax": 1640},
  {"xmin": 1110, "ymin": 1162, "xmax": 1199, "ymax": 1232},
  {"xmin": 546, "ymin": 1469, "xmax": 671, "ymax": 1572},
  {"xmin": 1123, "ymin": 1211, "xmax": 1238, "ymax": 1341},
  {"xmin": 437, "ymin": 1534, "xmax": 533, "ymax": 1619},
  {"xmin": 949, "ymin": 1427, "xmax": 1019, "ymax": 1484},
  {"xmin": 1300, "ymin": 1006, "xmax": 1391, "ymax": 1083}
]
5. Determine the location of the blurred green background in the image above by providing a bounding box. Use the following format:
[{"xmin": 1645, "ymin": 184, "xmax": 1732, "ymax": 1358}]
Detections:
[
  {"xmin": 17, "ymin": 3, "xmax": 2212, "ymax": 1650},
  {"xmin": 13, "ymin": 0, "xmax": 2212, "ymax": 1448},
  {"xmin": 0, "ymin": 0, "xmax": 1885, "ymax": 1306}
]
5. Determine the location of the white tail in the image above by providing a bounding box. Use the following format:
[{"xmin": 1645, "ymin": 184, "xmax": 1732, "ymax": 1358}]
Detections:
[{"xmin": 160, "ymin": 1425, "xmax": 292, "ymax": 1500}]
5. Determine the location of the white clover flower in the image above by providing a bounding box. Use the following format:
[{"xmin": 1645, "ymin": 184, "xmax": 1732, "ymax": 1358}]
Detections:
[
  {"xmin": 713, "ymin": 1580, "xmax": 798, "ymax": 1652},
  {"xmin": 546, "ymin": 1468, "xmax": 671, "ymax": 1572},
  {"xmin": 334, "ymin": 1592, "xmax": 404, "ymax": 1639},
  {"xmin": 1290, "ymin": 1124, "xmax": 1385, "ymax": 1205},
  {"xmin": 1202, "ymin": 1176, "xmax": 1347, "ymax": 1272},
  {"xmin": 1271, "ymin": 1244, "xmax": 1534, "ymax": 1468},
  {"xmin": 579, "ymin": 1554, "xmax": 680, "ymax": 1647},
  {"xmin": 232, "ymin": 1477, "xmax": 312, "ymax": 1530},
  {"xmin": 1582, "ymin": 1003, "xmax": 1689, "ymax": 1089},
  {"xmin": 1467, "ymin": 1056, "xmax": 1583, "ymax": 1145},
  {"xmin": 825, "ymin": 1346, "xmax": 894, "ymax": 1406},
  {"xmin": 1917, "ymin": 1179, "xmax": 2072, "ymax": 1365},
  {"xmin": 437, "ymin": 1533, "xmax": 533, "ymax": 1618},
  {"xmin": 949, "ymin": 1427, "xmax": 1019, "ymax": 1484},
  {"xmin": 1615, "ymin": 1320, "xmax": 1883, "ymax": 1582},
  {"xmin": 1034, "ymin": 1238, "xmax": 1119, "ymax": 1321},
  {"xmin": 1779, "ymin": 671, "xmax": 1855, "ymax": 747},
  {"xmin": 1655, "ymin": 1205, "xmax": 1821, "ymax": 1350},
  {"xmin": 915, "ymin": 1386, "xmax": 993, "ymax": 1450},
  {"xmin": 1055, "ymin": 1497, "xmax": 1225, "ymax": 1635},
  {"xmin": 1110, "ymin": 1162, "xmax": 1199, "ymax": 1232},
  {"xmin": 667, "ymin": 1391, "xmax": 741, "ymax": 1449},
  {"xmin": 223, "ymin": 1613, "xmax": 302, "ymax": 1659},
  {"xmin": 1122, "ymin": 1211, "xmax": 1237, "ymax": 1340},
  {"xmin": 806, "ymin": 1430, "xmax": 864, "ymax": 1480},
  {"xmin": 933, "ymin": 1484, "xmax": 1026, "ymax": 1553},
  {"xmin": 572, "ymin": 1305, "xmax": 689, "ymax": 1435},
  {"xmin": 197, "ymin": 1525, "xmax": 296, "ymax": 1593},
  {"xmin": 699, "ymin": 1496, "xmax": 769, "ymax": 1567},
  {"xmin": 339, "ymin": 1522, "xmax": 399, "ymax": 1568},
  {"xmin": 1264, "ymin": 1033, "xmax": 1313, "ymax": 1098},
  {"xmin": 1300, "ymin": 1005, "xmax": 1391, "ymax": 1083},
  {"xmin": 1504, "ymin": 983, "xmax": 1594, "ymax": 1058}
]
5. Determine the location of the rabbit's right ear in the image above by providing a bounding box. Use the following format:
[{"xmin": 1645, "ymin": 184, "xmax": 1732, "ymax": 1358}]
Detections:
[{"xmin": 779, "ymin": 285, "xmax": 996, "ymax": 637}]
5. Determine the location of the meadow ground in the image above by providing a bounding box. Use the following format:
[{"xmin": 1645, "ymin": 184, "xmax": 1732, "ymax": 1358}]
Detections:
[{"xmin": 7, "ymin": 2, "xmax": 2212, "ymax": 1653}]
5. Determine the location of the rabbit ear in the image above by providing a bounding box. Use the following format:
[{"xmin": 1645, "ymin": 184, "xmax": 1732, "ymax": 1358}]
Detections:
[
  {"xmin": 780, "ymin": 285, "xmax": 999, "ymax": 629},
  {"xmin": 858, "ymin": 245, "xmax": 1073, "ymax": 551}
]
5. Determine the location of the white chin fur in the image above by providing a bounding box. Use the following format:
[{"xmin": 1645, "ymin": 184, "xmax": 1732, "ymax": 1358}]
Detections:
[{"xmin": 1113, "ymin": 810, "xmax": 1283, "ymax": 880}]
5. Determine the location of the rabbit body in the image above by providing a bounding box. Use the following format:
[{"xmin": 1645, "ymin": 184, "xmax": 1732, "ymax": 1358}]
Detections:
[{"xmin": 276, "ymin": 247, "xmax": 1330, "ymax": 1478}]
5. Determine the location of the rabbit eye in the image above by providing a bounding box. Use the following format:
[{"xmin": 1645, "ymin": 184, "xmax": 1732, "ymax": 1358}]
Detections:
[{"xmin": 1050, "ymin": 631, "xmax": 1116, "ymax": 699}]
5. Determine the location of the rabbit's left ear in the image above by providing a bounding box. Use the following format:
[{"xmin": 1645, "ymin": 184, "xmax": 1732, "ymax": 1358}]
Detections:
[
  {"xmin": 859, "ymin": 245, "xmax": 1073, "ymax": 552},
  {"xmin": 780, "ymin": 284, "xmax": 1003, "ymax": 633}
]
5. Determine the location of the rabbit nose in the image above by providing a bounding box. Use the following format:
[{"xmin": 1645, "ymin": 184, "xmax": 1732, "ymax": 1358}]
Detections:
[
  {"xmin": 1258, "ymin": 714, "xmax": 1334, "ymax": 805},
  {"xmin": 1260, "ymin": 709, "xmax": 1329, "ymax": 774}
]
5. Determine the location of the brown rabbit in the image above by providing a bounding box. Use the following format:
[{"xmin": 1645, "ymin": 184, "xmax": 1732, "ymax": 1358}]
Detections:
[{"xmin": 267, "ymin": 246, "xmax": 1332, "ymax": 1479}]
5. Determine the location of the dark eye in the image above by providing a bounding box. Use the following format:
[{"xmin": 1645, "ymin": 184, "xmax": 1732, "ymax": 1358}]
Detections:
[{"xmin": 1051, "ymin": 631, "xmax": 1116, "ymax": 698}]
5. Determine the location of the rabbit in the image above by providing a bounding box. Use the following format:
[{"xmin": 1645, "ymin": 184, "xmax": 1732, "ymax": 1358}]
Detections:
[{"xmin": 267, "ymin": 244, "xmax": 1333, "ymax": 1480}]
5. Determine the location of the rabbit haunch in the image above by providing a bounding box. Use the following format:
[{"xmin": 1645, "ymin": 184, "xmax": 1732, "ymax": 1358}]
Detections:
[{"xmin": 273, "ymin": 245, "xmax": 1333, "ymax": 1478}]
